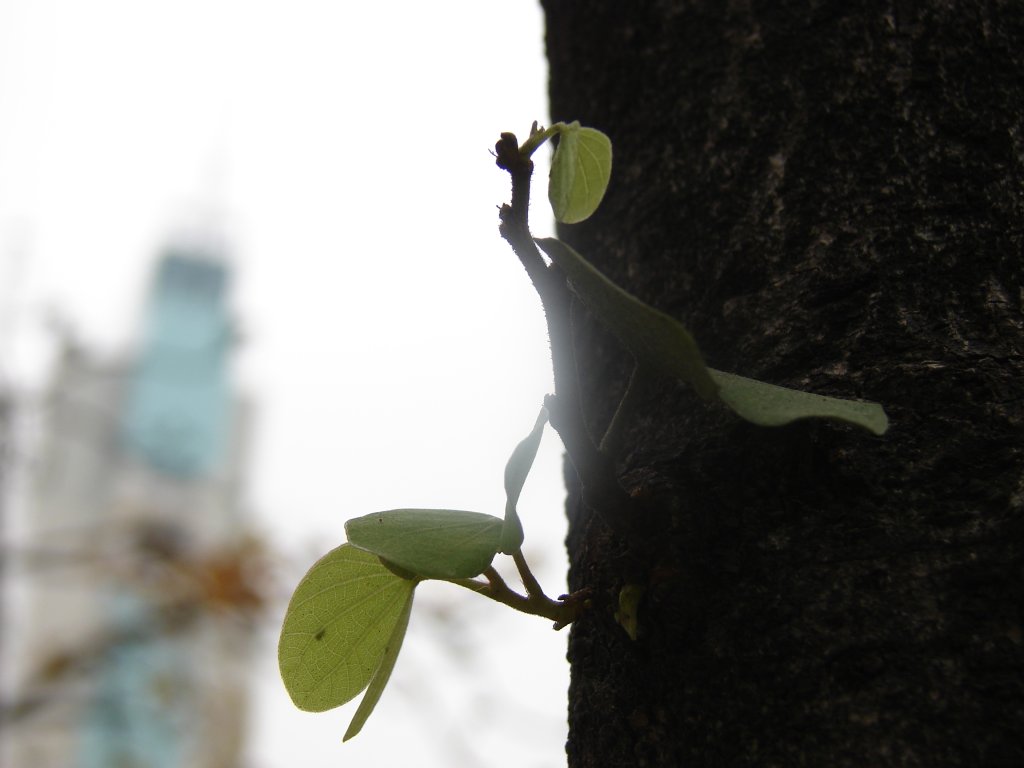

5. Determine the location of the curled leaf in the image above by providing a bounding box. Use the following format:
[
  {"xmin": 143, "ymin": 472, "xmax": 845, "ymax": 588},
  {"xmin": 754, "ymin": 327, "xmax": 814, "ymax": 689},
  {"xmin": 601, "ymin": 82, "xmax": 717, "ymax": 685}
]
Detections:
[
  {"xmin": 499, "ymin": 407, "xmax": 548, "ymax": 554},
  {"xmin": 346, "ymin": 509, "xmax": 502, "ymax": 580},
  {"xmin": 343, "ymin": 586, "xmax": 415, "ymax": 741}
]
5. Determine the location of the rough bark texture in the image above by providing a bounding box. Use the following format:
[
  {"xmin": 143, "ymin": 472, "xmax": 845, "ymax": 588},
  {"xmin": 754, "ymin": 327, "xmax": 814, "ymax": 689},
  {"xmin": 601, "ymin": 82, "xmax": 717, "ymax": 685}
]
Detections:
[{"xmin": 541, "ymin": 2, "xmax": 1024, "ymax": 766}]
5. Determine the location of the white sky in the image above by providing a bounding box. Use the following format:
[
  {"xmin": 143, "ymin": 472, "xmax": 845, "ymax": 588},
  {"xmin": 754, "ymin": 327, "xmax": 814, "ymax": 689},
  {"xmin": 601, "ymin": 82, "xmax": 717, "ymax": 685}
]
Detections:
[{"xmin": 0, "ymin": 2, "xmax": 571, "ymax": 766}]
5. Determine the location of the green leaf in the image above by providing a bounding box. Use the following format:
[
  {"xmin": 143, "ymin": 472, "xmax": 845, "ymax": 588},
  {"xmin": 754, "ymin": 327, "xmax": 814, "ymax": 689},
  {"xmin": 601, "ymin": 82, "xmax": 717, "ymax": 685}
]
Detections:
[
  {"xmin": 536, "ymin": 237, "xmax": 719, "ymax": 400},
  {"xmin": 548, "ymin": 122, "xmax": 613, "ymax": 224},
  {"xmin": 278, "ymin": 544, "xmax": 416, "ymax": 715},
  {"xmin": 709, "ymin": 369, "xmax": 889, "ymax": 435},
  {"xmin": 614, "ymin": 584, "xmax": 645, "ymax": 642},
  {"xmin": 499, "ymin": 407, "xmax": 548, "ymax": 554},
  {"xmin": 346, "ymin": 509, "xmax": 502, "ymax": 580},
  {"xmin": 343, "ymin": 585, "xmax": 415, "ymax": 741},
  {"xmin": 534, "ymin": 237, "xmax": 888, "ymax": 435}
]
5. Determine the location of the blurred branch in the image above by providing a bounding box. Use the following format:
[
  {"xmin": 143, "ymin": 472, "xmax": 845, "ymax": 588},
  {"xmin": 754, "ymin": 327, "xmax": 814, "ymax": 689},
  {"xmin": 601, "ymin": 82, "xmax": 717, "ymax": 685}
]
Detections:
[{"xmin": 0, "ymin": 532, "xmax": 268, "ymax": 731}]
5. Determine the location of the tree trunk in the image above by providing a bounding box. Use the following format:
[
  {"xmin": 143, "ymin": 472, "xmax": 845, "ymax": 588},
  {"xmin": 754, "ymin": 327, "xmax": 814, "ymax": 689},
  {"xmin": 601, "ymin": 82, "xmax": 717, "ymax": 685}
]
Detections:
[{"xmin": 541, "ymin": 2, "xmax": 1024, "ymax": 765}]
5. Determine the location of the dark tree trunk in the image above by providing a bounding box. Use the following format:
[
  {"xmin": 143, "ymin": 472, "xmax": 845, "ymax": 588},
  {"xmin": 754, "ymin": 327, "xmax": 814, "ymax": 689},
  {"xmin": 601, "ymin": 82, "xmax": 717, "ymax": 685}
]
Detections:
[{"xmin": 541, "ymin": 2, "xmax": 1024, "ymax": 766}]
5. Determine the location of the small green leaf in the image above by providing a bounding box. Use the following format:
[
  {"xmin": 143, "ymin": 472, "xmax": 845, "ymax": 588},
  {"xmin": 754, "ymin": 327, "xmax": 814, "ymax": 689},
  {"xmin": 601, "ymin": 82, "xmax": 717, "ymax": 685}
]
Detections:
[
  {"xmin": 343, "ymin": 586, "xmax": 415, "ymax": 741},
  {"xmin": 346, "ymin": 509, "xmax": 502, "ymax": 580},
  {"xmin": 548, "ymin": 122, "xmax": 613, "ymax": 224},
  {"xmin": 499, "ymin": 407, "xmax": 548, "ymax": 554},
  {"xmin": 614, "ymin": 584, "xmax": 645, "ymax": 642},
  {"xmin": 278, "ymin": 544, "xmax": 416, "ymax": 714},
  {"xmin": 709, "ymin": 369, "xmax": 889, "ymax": 435},
  {"xmin": 536, "ymin": 237, "xmax": 718, "ymax": 399}
]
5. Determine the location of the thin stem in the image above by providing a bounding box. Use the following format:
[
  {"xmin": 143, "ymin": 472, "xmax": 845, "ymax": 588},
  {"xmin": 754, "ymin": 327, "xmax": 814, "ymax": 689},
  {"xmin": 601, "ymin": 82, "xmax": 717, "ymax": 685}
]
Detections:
[
  {"xmin": 446, "ymin": 565, "xmax": 587, "ymax": 630},
  {"xmin": 599, "ymin": 361, "xmax": 642, "ymax": 456},
  {"xmin": 447, "ymin": 577, "xmax": 490, "ymax": 595},
  {"xmin": 518, "ymin": 121, "xmax": 564, "ymax": 158},
  {"xmin": 494, "ymin": 132, "xmax": 551, "ymax": 292},
  {"xmin": 512, "ymin": 549, "xmax": 544, "ymax": 599},
  {"xmin": 495, "ymin": 128, "xmax": 640, "ymax": 541}
]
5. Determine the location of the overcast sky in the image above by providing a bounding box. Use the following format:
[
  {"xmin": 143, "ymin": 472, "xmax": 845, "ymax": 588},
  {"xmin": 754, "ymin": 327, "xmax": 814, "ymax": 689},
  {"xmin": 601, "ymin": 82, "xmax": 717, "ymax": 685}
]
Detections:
[{"xmin": 0, "ymin": 2, "xmax": 572, "ymax": 766}]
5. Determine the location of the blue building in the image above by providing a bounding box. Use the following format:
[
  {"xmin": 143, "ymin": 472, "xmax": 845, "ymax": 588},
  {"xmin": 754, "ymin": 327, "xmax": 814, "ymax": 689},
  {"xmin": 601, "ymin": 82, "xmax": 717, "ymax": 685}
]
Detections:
[{"xmin": 123, "ymin": 252, "xmax": 232, "ymax": 478}]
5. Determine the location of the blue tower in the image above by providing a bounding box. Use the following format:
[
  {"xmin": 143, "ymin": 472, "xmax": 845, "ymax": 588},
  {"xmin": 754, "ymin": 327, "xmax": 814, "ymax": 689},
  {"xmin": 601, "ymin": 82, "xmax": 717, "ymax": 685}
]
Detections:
[
  {"xmin": 122, "ymin": 251, "xmax": 231, "ymax": 477},
  {"xmin": 77, "ymin": 250, "xmax": 240, "ymax": 768},
  {"xmin": 10, "ymin": 244, "xmax": 252, "ymax": 768}
]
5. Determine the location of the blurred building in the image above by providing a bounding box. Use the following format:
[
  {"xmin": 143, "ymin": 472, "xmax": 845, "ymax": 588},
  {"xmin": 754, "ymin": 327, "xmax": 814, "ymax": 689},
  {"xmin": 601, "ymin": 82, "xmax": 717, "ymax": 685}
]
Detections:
[{"xmin": 5, "ymin": 246, "xmax": 257, "ymax": 767}]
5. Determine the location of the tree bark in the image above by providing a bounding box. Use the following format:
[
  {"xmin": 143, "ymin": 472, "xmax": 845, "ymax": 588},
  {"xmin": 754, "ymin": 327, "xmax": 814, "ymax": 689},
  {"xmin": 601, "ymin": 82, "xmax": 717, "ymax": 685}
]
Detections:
[{"xmin": 541, "ymin": 2, "xmax": 1024, "ymax": 766}]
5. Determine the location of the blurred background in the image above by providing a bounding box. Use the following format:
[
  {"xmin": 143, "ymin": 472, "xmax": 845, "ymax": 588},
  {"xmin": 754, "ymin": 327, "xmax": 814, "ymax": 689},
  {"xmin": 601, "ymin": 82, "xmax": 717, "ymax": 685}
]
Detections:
[{"xmin": 0, "ymin": 2, "xmax": 570, "ymax": 766}]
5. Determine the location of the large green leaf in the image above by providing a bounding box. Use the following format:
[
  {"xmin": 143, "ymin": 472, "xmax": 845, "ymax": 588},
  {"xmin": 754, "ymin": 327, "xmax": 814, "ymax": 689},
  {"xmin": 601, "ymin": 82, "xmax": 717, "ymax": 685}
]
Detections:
[
  {"xmin": 278, "ymin": 544, "xmax": 416, "ymax": 714},
  {"xmin": 343, "ymin": 585, "xmax": 415, "ymax": 741},
  {"xmin": 534, "ymin": 237, "xmax": 889, "ymax": 435},
  {"xmin": 346, "ymin": 509, "xmax": 502, "ymax": 580},
  {"xmin": 499, "ymin": 407, "xmax": 548, "ymax": 554},
  {"xmin": 548, "ymin": 122, "xmax": 613, "ymax": 224},
  {"xmin": 536, "ymin": 237, "xmax": 718, "ymax": 400},
  {"xmin": 709, "ymin": 369, "xmax": 889, "ymax": 435}
]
